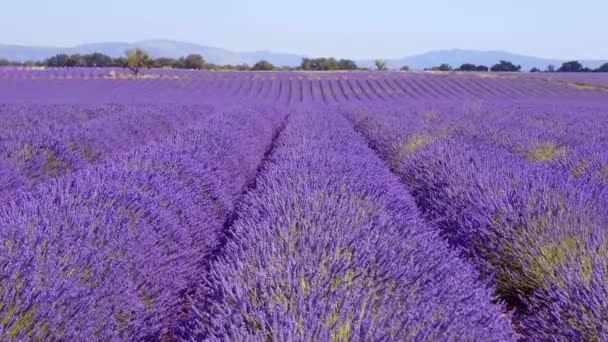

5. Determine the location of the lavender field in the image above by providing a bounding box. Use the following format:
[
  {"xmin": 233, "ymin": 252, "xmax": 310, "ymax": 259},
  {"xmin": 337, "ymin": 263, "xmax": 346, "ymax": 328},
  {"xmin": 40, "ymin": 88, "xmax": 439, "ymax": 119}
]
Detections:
[{"xmin": 1, "ymin": 68, "xmax": 608, "ymax": 341}]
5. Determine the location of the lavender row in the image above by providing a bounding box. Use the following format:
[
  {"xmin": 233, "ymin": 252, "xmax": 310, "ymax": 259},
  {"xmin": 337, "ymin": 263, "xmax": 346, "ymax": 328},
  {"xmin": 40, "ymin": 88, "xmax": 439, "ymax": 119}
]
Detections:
[
  {"xmin": 3, "ymin": 72, "xmax": 604, "ymax": 107},
  {"xmin": 0, "ymin": 104, "xmax": 210, "ymax": 198},
  {"xmin": 0, "ymin": 105, "xmax": 283, "ymax": 340},
  {"xmin": 0, "ymin": 103, "xmax": 124, "ymax": 131},
  {"xmin": 343, "ymin": 106, "xmax": 608, "ymax": 340},
  {"xmin": 184, "ymin": 108, "xmax": 514, "ymax": 341},
  {"xmin": 349, "ymin": 100, "xmax": 608, "ymax": 184},
  {"xmin": 453, "ymin": 102, "xmax": 608, "ymax": 181}
]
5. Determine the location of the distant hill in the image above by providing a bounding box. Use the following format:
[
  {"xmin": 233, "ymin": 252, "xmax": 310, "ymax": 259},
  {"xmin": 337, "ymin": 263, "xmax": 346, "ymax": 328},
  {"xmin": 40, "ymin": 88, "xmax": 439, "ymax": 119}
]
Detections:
[
  {"xmin": 0, "ymin": 39, "xmax": 303, "ymax": 67},
  {"xmin": 0, "ymin": 40, "xmax": 605, "ymax": 70},
  {"xmin": 374, "ymin": 49, "xmax": 607, "ymax": 71}
]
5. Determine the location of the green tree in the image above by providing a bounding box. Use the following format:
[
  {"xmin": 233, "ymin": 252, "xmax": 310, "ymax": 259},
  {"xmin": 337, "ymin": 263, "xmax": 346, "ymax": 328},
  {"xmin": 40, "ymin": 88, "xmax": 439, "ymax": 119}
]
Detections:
[
  {"xmin": 66, "ymin": 54, "xmax": 85, "ymax": 67},
  {"xmin": 338, "ymin": 59, "xmax": 358, "ymax": 70},
  {"xmin": 300, "ymin": 58, "xmax": 313, "ymax": 70},
  {"xmin": 46, "ymin": 54, "xmax": 71, "ymax": 67},
  {"xmin": 546, "ymin": 64, "xmax": 556, "ymax": 72},
  {"xmin": 457, "ymin": 63, "xmax": 477, "ymax": 71},
  {"xmin": 557, "ymin": 60, "xmax": 585, "ymax": 72},
  {"xmin": 374, "ymin": 59, "xmax": 387, "ymax": 71},
  {"xmin": 154, "ymin": 57, "xmax": 178, "ymax": 68},
  {"xmin": 183, "ymin": 54, "xmax": 205, "ymax": 69},
  {"xmin": 125, "ymin": 48, "xmax": 152, "ymax": 76},
  {"xmin": 237, "ymin": 63, "xmax": 250, "ymax": 71},
  {"xmin": 251, "ymin": 60, "xmax": 274, "ymax": 71},
  {"xmin": 83, "ymin": 53, "xmax": 113, "ymax": 67},
  {"xmin": 400, "ymin": 65, "xmax": 411, "ymax": 71},
  {"xmin": 0, "ymin": 58, "xmax": 11, "ymax": 66},
  {"xmin": 436, "ymin": 63, "xmax": 453, "ymax": 71},
  {"xmin": 490, "ymin": 60, "xmax": 521, "ymax": 72},
  {"xmin": 596, "ymin": 63, "xmax": 608, "ymax": 72},
  {"xmin": 530, "ymin": 67, "xmax": 541, "ymax": 73}
]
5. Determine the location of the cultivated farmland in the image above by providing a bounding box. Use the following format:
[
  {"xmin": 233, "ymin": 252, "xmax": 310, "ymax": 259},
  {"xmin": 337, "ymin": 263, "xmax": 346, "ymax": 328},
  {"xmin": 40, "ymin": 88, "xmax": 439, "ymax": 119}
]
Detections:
[{"xmin": 1, "ymin": 68, "xmax": 607, "ymax": 341}]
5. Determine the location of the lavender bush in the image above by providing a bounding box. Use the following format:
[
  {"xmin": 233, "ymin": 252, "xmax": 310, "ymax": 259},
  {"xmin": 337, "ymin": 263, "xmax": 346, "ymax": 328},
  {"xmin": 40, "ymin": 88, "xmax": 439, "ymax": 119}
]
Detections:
[
  {"xmin": 1, "ymin": 68, "xmax": 606, "ymax": 340},
  {"xmin": 186, "ymin": 108, "xmax": 514, "ymax": 341}
]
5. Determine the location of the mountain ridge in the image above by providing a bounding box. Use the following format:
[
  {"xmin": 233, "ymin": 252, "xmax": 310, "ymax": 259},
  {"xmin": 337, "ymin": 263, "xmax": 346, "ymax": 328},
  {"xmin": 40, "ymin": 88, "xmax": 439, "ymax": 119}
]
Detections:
[{"xmin": 0, "ymin": 40, "xmax": 605, "ymax": 70}]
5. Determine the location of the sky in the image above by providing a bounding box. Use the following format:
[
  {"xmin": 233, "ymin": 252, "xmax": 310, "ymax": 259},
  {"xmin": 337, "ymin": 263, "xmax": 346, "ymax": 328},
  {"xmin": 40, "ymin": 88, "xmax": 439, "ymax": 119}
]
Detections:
[{"xmin": 1, "ymin": 0, "xmax": 607, "ymax": 60}]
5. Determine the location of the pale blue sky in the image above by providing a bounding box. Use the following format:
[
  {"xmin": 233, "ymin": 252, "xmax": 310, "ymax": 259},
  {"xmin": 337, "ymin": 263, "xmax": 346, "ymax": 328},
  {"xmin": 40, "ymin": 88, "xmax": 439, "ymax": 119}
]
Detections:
[{"xmin": 1, "ymin": 0, "xmax": 606, "ymax": 59}]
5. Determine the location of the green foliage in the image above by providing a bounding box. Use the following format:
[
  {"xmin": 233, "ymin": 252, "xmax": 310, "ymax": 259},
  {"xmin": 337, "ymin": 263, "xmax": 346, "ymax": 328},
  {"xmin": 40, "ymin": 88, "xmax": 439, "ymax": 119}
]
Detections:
[
  {"xmin": 374, "ymin": 59, "xmax": 387, "ymax": 71},
  {"xmin": 182, "ymin": 54, "xmax": 205, "ymax": 70},
  {"xmin": 45, "ymin": 54, "xmax": 71, "ymax": 67},
  {"xmin": 237, "ymin": 63, "xmax": 251, "ymax": 71},
  {"xmin": 400, "ymin": 65, "xmax": 411, "ymax": 71},
  {"xmin": 546, "ymin": 64, "xmax": 556, "ymax": 72},
  {"xmin": 457, "ymin": 64, "xmax": 489, "ymax": 72},
  {"xmin": 530, "ymin": 67, "xmax": 541, "ymax": 73},
  {"xmin": 125, "ymin": 48, "xmax": 152, "ymax": 76},
  {"xmin": 251, "ymin": 60, "xmax": 275, "ymax": 71},
  {"xmin": 595, "ymin": 63, "xmax": 608, "ymax": 72},
  {"xmin": 490, "ymin": 60, "xmax": 521, "ymax": 72},
  {"xmin": 154, "ymin": 57, "xmax": 179, "ymax": 68},
  {"xmin": 428, "ymin": 64, "xmax": 452, "ymax": 72},
  {"xmin": 85, "ymin": 53, "xmax": 112, "ymax": 67},
  {"xmin": 458, "ymin": 63, "xmax": 477, "ymax": 71},
  {"xmin": 338, "ymin": 59, "xmax": 358, "ymax": 70},
  {"xmin": 558, "ymin": 61, "xmax": 590, "ymax": 72},
  {"xmin": 112, "ymin": 57, "xmax": 128, "ymax": 68},
  {"xmin": 0, "ymin": 58, "xmax": 11, "ymax": 66},
  {"xmin": 22, "ymin": 60, "xmax": 43, "ymax": 67},
  {"xmin": 300, "ymin": 58, "xmax": 358, "ymax": 71}
]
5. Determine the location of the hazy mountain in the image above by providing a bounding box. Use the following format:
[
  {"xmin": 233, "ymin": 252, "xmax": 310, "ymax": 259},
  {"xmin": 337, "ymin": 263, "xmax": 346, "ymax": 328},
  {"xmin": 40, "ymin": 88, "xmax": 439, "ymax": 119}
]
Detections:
[
  {"xmin": 0, "ymin": 40, "xmax": 605, "ymax": 70},
  {"xmin": 0, "ymin": 39, "xmax": 303, "ymax": 67},
  {"xmin": 363, "ymin": 49, "xmax": 606, "ymax": 71}
]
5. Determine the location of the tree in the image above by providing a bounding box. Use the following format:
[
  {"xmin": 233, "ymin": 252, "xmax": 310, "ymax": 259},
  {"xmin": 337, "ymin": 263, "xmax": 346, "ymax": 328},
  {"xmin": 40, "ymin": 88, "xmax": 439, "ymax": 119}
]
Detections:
[
  {"xmin": 457, "ymin": 63, "xmax": 477, "ymax": 71},
  {"xmin": 46, "ymin": 54, "xmax": 71, "ymax": 67},
  {"xmin": 490, "ymin": 60, "xmax": 521, "ymax": 72},
  {"xmin": 23, "ymin": 60, "xmax": 44, "ymax": 67},
  {"xmin": 182, "ymin": 54, "xmax": 205, "ymax": 70},
  {"xmin": 125, "ymin": 48, "xmax": 152, "ymax": 76},
  {"xmin": 428, "ymin": 63, "xmax": 452, "ymax": 71},
  {"xmin": 83, "ymin": 53, "xmax": 113, "ymax": 67},
  {"xmin": 200, "ymin": 62, "xmax": 222, "ymax": 70},
  {"xmin": 400, "ymin": 65, "xmax": 411, "ymax": 71},
  {"xmin": 546, "ymin": 64, "xmax": 556, "ymax": 72},
  {"xmin": 237, "ymin": 63, "xmax": 251, "ymax": 71},
  {"xmin": 530, "ymin": 67, "xmax": 541, "ymax": 73},
  {"xmin": 596, "ymin": 63, "xmax": 608, "ymax": 73},
  {"xmin": 66, "ymin": 54, "xmax": 85, "ymax": 67},
  {"xmin": 251, "ymin": 60, "xmax": 274, "ymax": 71},
  {"xmin": 300, "ymin": 57, "xmax": 357, "ymax": 71},
  {"xmin": 558, "ymin": 60, "xmax": 585, "ymax": 72},
  {"xmin": 374, "ymin": 59, "xmax": 387, "ymax": 71},
  {"xmin": 44, "ymin": 53, "xmax": 86, "ymax": 67},
  {"xmin": 0, "ymin": 58, "xmax": 10, "ymax": 67},
  {"xmin": 457, "ymin": 64, "xmax": 488, "ymax": 72},
  {"xmin": 154, "ymin": 57, "xmax": 178, "ymax": 68},
  {"xmin": 300, "ymin": 58, "xmax": 313, "ymax": 70},
  {"xmin": 338, "ymin": 59, "xmax": 358, "ymax": 70}
]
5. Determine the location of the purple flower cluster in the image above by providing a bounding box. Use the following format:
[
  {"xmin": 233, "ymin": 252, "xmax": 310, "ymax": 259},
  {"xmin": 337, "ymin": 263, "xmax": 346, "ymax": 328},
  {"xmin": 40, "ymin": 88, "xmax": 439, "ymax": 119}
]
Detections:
[
  {"xmin": 0, "ymin": 104, "xmax": 209, "ymax": 199},
  {"xmin": 186, "ymin": 108, "xmax": 514, "ymax": 341},
  {"xmin": 343, "ymin": 102, "xmax": 608, "ymax": 340},
  {"xmin": 1, "ymin": 68, "xmax": 606, "ymax": 340},
  {"xmin": 0, "ymin": 105, "xmax": 283, "ymax": 340}
]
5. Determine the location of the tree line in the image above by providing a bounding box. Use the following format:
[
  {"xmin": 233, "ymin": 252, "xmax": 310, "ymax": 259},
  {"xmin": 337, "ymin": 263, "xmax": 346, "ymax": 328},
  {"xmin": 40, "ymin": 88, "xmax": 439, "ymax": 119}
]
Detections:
[
  {"xmin": 427, "ymin": 60, "xmax": 608, "ymax": 73},
  {"xmin": 0, "ymin": 51, "xmax": 364, "ymax": 72},
  {"xmin": 1, "ymin": 49, "xmax": 607, "ymax": 73}
]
